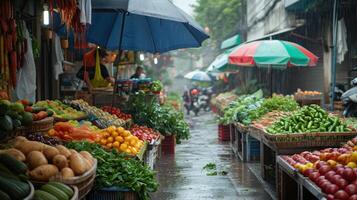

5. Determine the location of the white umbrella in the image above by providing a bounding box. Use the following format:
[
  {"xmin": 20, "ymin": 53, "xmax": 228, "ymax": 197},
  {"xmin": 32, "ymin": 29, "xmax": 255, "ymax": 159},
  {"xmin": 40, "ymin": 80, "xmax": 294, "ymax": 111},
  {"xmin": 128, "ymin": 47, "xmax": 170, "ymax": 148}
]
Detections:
[{"xmin": 184, "ymin": 70, "xmax": 212, "ymax": 82}]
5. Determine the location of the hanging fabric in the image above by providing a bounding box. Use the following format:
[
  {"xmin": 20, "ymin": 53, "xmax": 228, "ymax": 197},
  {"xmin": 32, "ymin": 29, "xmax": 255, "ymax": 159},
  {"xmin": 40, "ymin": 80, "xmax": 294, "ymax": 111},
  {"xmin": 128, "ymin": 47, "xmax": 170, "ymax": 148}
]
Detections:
[
  {"xmin": 15, "ymin": 21, "xmax": 36, "ymax": 102},
  {"xmin": 52, "ymin": 33, "xmax": 64, "ymax": 80},
  {"xmin": 337, "ymin": 18, "xmax": 348, "ymax": 64}
]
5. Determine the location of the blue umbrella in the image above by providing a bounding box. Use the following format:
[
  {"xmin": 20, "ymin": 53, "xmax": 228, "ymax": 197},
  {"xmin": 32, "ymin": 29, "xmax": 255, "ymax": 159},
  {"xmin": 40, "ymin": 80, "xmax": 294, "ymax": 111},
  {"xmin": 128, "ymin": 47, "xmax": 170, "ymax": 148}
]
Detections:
[
  {"xmin": 184, "ymin": 70, "xmax": 212, "ymax": 82},
  {"xmin": 87, "ymin": 0, "xmax": 209, "ymax": 53}
]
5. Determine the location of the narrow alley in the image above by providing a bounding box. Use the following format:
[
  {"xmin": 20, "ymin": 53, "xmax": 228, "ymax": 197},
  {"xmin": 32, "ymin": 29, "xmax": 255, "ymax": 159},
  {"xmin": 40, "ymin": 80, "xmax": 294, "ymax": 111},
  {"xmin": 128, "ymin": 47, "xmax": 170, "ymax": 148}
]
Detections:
[{"xmin": 152, "ymin": 113, "xmax": 271, "ymax": 200}]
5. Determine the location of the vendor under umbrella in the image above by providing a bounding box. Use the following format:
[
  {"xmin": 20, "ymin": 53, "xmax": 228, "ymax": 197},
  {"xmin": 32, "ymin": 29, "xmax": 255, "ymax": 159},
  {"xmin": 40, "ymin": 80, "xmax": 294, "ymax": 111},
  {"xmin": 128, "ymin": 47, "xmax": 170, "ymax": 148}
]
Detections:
[
  {"xmin": 130, "ymin": 66, "xmax": 146, "ymax": 79},
  {"xmin": 76, "ymin": 48, "xmax": 116, "ymax": 91}
]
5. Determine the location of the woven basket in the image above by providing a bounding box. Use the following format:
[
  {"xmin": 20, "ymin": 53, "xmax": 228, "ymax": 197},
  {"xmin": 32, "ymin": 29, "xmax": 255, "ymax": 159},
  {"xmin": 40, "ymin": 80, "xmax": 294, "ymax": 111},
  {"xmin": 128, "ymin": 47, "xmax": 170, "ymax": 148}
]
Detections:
[
  {"xmin": 235, "ymin": 122, "xmax": 248, "ymax": 133},
  {"xmin": 25, "ymin": 117, "xmax": 54, "ymax": 133},
  {"xmin": 50, "ymin": 159, "xmax": 97, "ymax": 199},
  {"xmin": 262, "ymin": 130, "xmax": 357, "ymax": 150},
  {"xmin": 248, "ymin": 125, "xmax": 263, "ymax": 140}
]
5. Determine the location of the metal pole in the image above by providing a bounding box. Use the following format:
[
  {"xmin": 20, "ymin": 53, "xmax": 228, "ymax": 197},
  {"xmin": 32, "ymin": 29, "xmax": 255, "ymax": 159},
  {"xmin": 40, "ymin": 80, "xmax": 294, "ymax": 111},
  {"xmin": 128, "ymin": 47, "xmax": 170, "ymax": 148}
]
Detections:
[
  {"xmin": 111, "ymin": 12, "xmax": 127, "ymax": 107},
  {"xmin": 330, "ymin": 0, "xmax": 339, "ymax": 111}
]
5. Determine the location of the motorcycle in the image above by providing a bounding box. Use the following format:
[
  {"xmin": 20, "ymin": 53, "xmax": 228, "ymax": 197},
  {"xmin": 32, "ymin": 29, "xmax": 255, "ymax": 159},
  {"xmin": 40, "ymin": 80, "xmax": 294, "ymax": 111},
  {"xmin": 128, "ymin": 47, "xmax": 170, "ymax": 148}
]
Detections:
[
  {"xmin": 198, "ymin": 87, "xmax": 212, "ymax": 112},
  {"xmin": 342, "ymin": 77, "xmax": 357, "ymax": 117}
]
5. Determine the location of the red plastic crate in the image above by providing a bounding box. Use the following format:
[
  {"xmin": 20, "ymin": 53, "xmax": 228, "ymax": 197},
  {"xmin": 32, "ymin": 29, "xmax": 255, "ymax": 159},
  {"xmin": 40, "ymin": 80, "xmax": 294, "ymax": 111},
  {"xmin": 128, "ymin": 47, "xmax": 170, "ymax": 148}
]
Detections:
[
  {"xmin": 218, "ymin": 124, "xmax": 230, "ymax": 141},
  {"xmin": 161, "ymin": 135, "xmax": 176, "ymax": 154}
]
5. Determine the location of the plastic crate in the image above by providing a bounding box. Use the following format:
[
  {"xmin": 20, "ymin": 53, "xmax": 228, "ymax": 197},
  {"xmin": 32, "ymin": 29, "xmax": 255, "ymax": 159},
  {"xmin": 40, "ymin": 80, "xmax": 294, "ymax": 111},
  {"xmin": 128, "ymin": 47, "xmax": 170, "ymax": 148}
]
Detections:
[
  {"xmin": 218, "ymin": 124, "xmax": 230, "ymax": 141},
  {"xmin": 86, "ymin": 187, "xmax": 139, "ymax": 200},
  {"xmin": 161, "ymin": 135, "xmax": 176, "ymax": 154},
  {"xmin": 245, "ymin": 134, "xmax": 260, "ymax": 162}
]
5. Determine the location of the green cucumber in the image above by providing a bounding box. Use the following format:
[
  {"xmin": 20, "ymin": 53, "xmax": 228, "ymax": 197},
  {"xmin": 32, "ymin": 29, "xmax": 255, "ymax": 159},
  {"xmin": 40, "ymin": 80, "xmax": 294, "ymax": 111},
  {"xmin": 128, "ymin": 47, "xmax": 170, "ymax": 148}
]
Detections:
[
  {"xmin": 0, "ymin": 153, "xmax": 28, "ymax": 174},
  {"xmin": 0, "ymin": 176, "xmax": 30, "ymax": 199},
  {"xmin": 0, "ymin": 189, "xmax": 10, "ymax": 200},
  {"xmin": 34, "ymin": 190, "xmax": 59, "ymax": 200},
  {"xmin": 41, "ymin": 184, "xmax": 69, "ymax": 200},
  {"xmin": 0, "ymin": 163, "xmax": 19, "ymax": 180},
  {"xmin": 48, "ymin": 182, "xmax": 74, "ymax": 198}
]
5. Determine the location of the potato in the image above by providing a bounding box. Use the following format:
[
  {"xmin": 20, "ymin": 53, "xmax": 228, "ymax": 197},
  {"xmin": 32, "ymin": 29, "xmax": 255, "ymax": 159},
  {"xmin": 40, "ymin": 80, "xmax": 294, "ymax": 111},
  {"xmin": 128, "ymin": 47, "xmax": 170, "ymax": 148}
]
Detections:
[
  {"xmin": 29, "ymin": 164, "xmax": 59, "ymax": 181},
  {"xmin": 14, "ymin": 136, "xmax": 27, "ymax": 148},
  {"xmin": 55, "ymin": 145, "xmax": 71, "ymax": 158},
  {"xmin": 61, "ymin": 167, "xmax": 75, "ymax": 179},
  {"xmin": 27, "ymin": 151, "xmax": 48, "ymax": 169},
  {"xmin": 69, "ymin": 153, "xmax": 87, "ymax": 176},
  {"xmin": 43, "ymin": 146, "xmax": 60, "ymax": 160},
  {"xmin": 1, "ymin": 148, "xmax": 26, "ymax": 161},
  {"xmin": 69, "ymin": 149, "xmax": 78, "ymax": 155},
  {"xmin": 17, "ymin": 141, "xmax": 47, "ymax": 155},
  {"xmin": 80, "ymin": 151, "xmax": 94, "ymax": 165},
  {"xmin": 52, "ymin": 154, "xmax": 68, "ymax": 169}
]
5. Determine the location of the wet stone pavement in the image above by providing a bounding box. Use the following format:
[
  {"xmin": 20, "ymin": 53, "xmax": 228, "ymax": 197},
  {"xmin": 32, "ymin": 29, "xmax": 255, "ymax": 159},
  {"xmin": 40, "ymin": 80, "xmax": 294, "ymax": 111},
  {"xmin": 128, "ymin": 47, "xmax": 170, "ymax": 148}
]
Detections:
[{"xmin": 152, "ymin": 112, "xmax": 271, "ymax": 200}]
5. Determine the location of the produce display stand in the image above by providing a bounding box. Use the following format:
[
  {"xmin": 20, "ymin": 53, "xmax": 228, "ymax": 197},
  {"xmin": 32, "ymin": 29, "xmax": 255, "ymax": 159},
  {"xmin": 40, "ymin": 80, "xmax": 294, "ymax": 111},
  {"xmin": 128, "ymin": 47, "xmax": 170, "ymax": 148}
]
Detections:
[
  {"xmin": 277, "ymin": 156, "xmax": 326, "ymax": 200},
  {"xmin": 234, "ymin": 122, "xmax": 246, "ymax": 161},
  {"xmin": 86, "ymin": 186, "xmax": 139, "ymax": 200},
  {"xmin": 218, "ymin": 124, "xmax": 230, "ymax": 141},
  {"xmin": 230, "ymin": 124, "xmax": 237, "ymax": 155},
  {"xmin": 253, "ymin": 126, "xmax": 357, "ymax": 199},
  {"xmin": 143, "ymin": 139, "xmax": 161, "ymax": 169},
  {"xmin": 294, "ymin": 97, "xmax": 322, "ymax": 107}
]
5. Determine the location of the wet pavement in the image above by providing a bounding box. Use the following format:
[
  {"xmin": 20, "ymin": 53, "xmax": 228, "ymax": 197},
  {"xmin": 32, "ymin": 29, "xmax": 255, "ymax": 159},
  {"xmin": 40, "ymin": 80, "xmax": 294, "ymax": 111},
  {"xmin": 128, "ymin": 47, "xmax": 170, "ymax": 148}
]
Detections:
[{"xmin": 152, "ymin": 112, "xmax": 271, "ymax": 200}]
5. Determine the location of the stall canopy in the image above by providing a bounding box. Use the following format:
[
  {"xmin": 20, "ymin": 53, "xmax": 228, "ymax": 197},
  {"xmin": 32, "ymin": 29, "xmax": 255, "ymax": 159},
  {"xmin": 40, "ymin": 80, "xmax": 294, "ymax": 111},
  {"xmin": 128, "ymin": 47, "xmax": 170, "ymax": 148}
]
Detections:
[
  {"xmin": 206, "ymin": 47, "xmax": 239, "ymax": 73},
  {"xmin": 220, "ymin": 34, "xmax": 241, "ymax": 50},
  {"xmin": 228, "ymin": 40, "xmax": 318, "ymax": 68},
  {"xmin": 206, "ymin": 34, "xmax": 241, "ymax": 73}
]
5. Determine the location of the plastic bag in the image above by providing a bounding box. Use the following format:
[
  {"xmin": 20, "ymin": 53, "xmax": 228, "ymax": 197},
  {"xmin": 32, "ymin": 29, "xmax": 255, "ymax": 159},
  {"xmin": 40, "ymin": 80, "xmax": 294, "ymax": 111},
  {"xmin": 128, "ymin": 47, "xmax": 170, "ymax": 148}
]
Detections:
[{"xmin": 90, "ymin": 49, "xmax": 108, "ymax": 88}]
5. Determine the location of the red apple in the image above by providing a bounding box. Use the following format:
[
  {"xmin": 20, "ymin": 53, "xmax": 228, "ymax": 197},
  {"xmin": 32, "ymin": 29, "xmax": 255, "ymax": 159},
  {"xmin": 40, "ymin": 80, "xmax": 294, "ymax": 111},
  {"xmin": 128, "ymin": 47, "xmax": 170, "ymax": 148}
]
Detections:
[
  {"xmin": 320, "ymin": 181, "xmax": 332, "ymax": 192},
  {"xmin": 316, "ymin": 161, "xmax": 328, "ymax": 169},
  {"xmin": 320, "ymin": 165, "xmax": 332, "ymax": 175},
  {"xmin": 326, "ymin": 171, "xmax": 337, "ymax": 181},
  {"xmin": 332, "ymin": 175, "xmax": 343, "ymax": 184},
  {"xmin": 343, "ymin": 168, "xmax": 357, "ymax": 182},
  {"xmin": 345, "ymin": 184, "xmax": 357, "ymax": 196},
  {"xmin": 335, "ymin": 190, "xmax": 350, "ymax": 200},
  {"xmin": 336, "ymin": 179, "xmax": 349, "ymax": 189},
  {"xmin": 309, "ymin": 172, "xmax": 321, "ymax": 183},
  {"xmin": 325, "ymin": 184, "xmax": 340, "ymax": 194},
  {"xmin": 337, "ymin": 167, "xmax": 346, "ymax": 176},
  {"xmin": 351, "ymin": 179, "xmax": 357, "ymax": 187},
  {"xmin": 349, "ymin": 194, "xmax": 357, "ymax": 200},
  {"xmin": 317, "ymin": 176, "xmax": 326, "ymax": 185},
  {"xmin": 327, "ymin": 194, "xmax": 335, "ymax": 200}
]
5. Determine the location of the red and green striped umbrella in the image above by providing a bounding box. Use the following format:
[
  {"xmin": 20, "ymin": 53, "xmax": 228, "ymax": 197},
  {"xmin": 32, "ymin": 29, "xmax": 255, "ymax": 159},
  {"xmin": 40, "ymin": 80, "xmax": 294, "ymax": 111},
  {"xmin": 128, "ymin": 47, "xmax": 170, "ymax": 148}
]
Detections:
[{"xmin": 228, "ymin": 40, "xmax": 318, "ymax": 68}]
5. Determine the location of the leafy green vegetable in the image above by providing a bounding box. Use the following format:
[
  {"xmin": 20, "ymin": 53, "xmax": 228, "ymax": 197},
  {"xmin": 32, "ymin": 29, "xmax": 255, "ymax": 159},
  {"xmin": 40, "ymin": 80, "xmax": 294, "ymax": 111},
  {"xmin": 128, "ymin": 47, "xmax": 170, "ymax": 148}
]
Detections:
[
  {"xmin": 66, "ymin": 141, "xmax": 158, "ymax": 200},
  {"xmin": 128, "ymin": 92, "xmax": 190, "ymax": 144},
  {"xmin": 247, "ymin": 95, "xmax": 299, "ymax": 122},
  {"xmin": 218, "ymin": 89, "xmax": 264, "ymax": 125}
]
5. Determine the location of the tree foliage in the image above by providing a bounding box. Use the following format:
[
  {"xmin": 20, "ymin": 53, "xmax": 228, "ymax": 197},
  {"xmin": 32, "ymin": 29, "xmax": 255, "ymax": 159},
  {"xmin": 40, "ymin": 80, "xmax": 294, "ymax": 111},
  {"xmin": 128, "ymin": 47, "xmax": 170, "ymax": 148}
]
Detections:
[{"xmin": 194, "ymin": 0, "xmax": 243, "ymax": 46}]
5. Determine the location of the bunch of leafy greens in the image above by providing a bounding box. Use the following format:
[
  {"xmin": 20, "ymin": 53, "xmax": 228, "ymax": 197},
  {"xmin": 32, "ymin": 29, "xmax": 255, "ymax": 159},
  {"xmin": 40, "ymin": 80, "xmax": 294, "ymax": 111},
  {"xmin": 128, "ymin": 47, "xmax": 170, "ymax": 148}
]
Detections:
[
  {"xmin": 247, "ymin": 95, "xmax": 299, "ymax": 122},
  {"xmin": 66, "ymin": 141, "xmax": 158, "ymax": 200},
  {"xmin": 218, "ymin": 89, "xmax": 264, "ymax": 125},
  {"xmin": 128, "ymin": 92, "xmax": 190, "ymax": 144}
]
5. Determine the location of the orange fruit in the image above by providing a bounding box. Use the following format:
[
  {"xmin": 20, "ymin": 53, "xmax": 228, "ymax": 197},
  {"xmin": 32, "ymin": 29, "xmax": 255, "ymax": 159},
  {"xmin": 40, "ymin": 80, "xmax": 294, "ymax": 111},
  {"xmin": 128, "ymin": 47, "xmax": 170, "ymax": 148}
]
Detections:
[
  {"xmin": 130, "ymin": 140, "xmax": 137, "ymax": 146},
  {"xmin": 117, "ymin": 127, "xmax": 125, "ymax": 133},
  {"xmin": 106, "ymin": 143, "xmax": 113, "ymax": 148},
  {"xmin": 100, "ymin": 139, "xmax": 107, "ymax": 145},
  {"xmin": 131, "ymin": 148, "xmax": 138, "ymax": 155},
  {"xmin": 115, "ymin": 136, "xmax": 124, "ymax": 143},
  {"xmin": 107, "ymin": 137, "xmax": 114, "ymax": 143},
  {"xmin": 111, "ymin": 131, "xmax": 118, "ymax": 137},
  {"xmin": 122, "ymin": 130, "xmax": 131, "ymax": 137},
  {"xmin": 120, "ymin": 143, "xmax": 128, "ymax": 149},
  {"xmin": 113, "ymin": 141, "xmax": 120, "ymax": 148}
]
